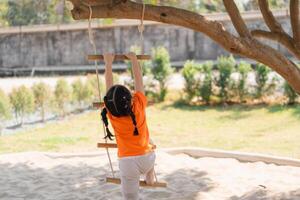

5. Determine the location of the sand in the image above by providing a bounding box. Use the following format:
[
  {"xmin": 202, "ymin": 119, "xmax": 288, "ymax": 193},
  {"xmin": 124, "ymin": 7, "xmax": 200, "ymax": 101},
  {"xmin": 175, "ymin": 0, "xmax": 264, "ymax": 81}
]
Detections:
[{"xmin": 1, "ymin": 151, "xmax": 300, "ymax": 200}]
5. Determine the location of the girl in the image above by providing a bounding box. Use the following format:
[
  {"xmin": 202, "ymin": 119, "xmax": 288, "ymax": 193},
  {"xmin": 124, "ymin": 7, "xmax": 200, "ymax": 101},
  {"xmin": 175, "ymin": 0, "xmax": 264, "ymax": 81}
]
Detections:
[{"xmin": 101, "ymin": 53, "xmax": 156, "ymax": 200}]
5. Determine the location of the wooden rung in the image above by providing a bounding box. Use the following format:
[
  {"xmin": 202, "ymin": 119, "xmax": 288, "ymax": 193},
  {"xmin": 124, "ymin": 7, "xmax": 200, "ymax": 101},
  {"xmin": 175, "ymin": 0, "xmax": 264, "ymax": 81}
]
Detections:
[
  {"xmin": 97, "ymin": 143, "xmax": 118, "ymax": 148},
  {"xmin": 88, "ymin": 54, "xmax": 151, "ymax": 61},
  {"xmin": 98, "ymin": 143, "xmax": 157, "ymax": 151},
  {"xmin": 106, "ymin": 177, "xmax": 167, "ymax": 188},
  {"xmin": 93, "ymin": 102, "xmax": 104, "ymax": 109},
  {"xmin": 93, "ymin": 101, "xmax": 154, "ymax": 109}
]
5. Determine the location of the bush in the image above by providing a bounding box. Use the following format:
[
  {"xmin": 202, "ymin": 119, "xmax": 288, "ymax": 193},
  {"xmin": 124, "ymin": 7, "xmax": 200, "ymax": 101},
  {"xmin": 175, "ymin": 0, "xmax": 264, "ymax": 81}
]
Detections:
[
  {"xmin": 284, "ymin": 81, "xmax": 298, "ymax": 105},
  {"xmin": 255, "ymin": 63, "xmax": 271, "ymax": 99},
  {"xmin": 0, "ymin": 88, "xmax": 11, "ymax": 134},
  {"xmin": 54, "ymin": 79, "xmax": 71, "ymax": 117},
  {"xmin": 32, "ymin": 82, "xmax": 51, "ymax": 122},
  {"xmin": 9, "ymin": 85, "xmax": 34, "ymax": 125},
  {"xmin": 236, "ymin": 61, "xmax": 252, "ymax": 102},
  {"xmin": 182, "ymin": 60, "xmax": 201, "ymax": 102},
  {"xmin": 86, "ymin": 74, "xmax": 105, "ymax": 101},
  {"xmin": 0, "ymin": 89, "xmax": 10, "ymax": 120},
  {"xmin": 216, "ymin": 55, "xmax": 235, "ymax": 103},
  {"xmin": 72, "ymin": 78, "xmax": 93, "ymax": 109},
  {"xmin": 199, "ymin": 61, "xmax": 213, "ymax": 104},
  {"xmin": 151, "ymin": 46, "xmax": 173, "ymax": 102}
]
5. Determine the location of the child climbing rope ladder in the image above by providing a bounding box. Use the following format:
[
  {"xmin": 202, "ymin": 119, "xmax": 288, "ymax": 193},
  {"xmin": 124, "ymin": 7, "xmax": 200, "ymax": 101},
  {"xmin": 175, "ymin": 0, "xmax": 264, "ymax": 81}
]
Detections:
[{"xmin": 101, "ymin": 52, "xmax": 157, "ymax": 200}]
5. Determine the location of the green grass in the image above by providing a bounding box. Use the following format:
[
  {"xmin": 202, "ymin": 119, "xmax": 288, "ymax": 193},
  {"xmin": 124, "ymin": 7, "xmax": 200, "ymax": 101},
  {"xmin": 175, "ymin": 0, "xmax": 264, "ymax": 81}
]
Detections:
[{"xmin": 1, "ymin": 102, "xmax": 300, "ymax": 159}]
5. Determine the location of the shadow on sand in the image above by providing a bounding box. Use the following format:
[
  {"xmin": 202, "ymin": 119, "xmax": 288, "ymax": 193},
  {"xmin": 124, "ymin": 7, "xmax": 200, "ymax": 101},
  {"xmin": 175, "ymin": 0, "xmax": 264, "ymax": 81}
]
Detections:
[
  {"xmin": 0, "ymin": 160, "xmax": 216, "ymax": 200},
  {"xmin": 229, "ymin": 188, "xmax": 300, "ymax": 200},
  {"xmin": 1, "ymin": 157, "xmax": 300, "ymax": 200}
]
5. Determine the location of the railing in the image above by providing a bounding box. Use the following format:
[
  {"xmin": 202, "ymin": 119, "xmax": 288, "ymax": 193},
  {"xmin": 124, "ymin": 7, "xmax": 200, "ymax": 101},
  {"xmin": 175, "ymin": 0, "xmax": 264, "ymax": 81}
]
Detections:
[
  {"xmin": 1, "ymin": 57, "xmax": 298, "ymax": 77},
  {"xmin": 0, "ymin": 10, "xmax": 290, "ymax": 35}
]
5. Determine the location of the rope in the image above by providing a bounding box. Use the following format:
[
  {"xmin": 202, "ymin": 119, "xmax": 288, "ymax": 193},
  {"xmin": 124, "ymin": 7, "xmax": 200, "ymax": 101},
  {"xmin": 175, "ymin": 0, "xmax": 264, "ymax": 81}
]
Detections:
[
  {"xmin": 137, "ymin": 1, "xmax": 159, "ymax": 183},
  {"xmin": 138, "ymin": 2, "xmax": 146, "ymax": 54},
  {"xmin": 87, "ymin": 4, "xmax": 115, "ymax": 178}
]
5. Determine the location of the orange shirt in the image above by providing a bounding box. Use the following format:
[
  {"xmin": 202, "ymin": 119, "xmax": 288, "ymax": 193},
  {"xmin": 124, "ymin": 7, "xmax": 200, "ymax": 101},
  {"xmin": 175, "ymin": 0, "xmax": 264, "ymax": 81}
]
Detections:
[{"xmin": 107, "ymin": 92, "xmax": 153, "ymax": 158}]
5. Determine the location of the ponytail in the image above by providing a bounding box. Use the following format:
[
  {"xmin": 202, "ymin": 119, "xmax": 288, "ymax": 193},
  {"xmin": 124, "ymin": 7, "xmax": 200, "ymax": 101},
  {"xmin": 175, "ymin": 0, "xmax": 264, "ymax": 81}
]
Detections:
[
  {"xmin": 129, "ymin": 109, "xmax": 139, "ymax": 136},
  {"xmin": 101, "ymin": 108, "xmax": 114, "ymax": 141}
]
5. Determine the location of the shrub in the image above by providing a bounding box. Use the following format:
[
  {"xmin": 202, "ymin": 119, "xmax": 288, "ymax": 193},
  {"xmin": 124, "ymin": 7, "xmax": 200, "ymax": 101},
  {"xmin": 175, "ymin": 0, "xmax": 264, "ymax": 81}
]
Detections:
[
  {"xmin": 9, "ymin": 85, "xmax": 34, "ymax": 125},
  {"xmin": 54, "ymin": 79, "xmax": 71, "ymax": 117},
  {"xmin": 216, "ymin": 55, "xmax": 235, "ymax": 103},
  {"xmin": 284, "ymin": 81, "xmax": 298, "ymax": 105},
  {"xmin": 151, "ymin": 46, "xmax": 173, "ymax": 102},
  {"xmin": 86, "ymin": 74, "xmax": 105, "ymax": 101},
  {"xmin": 32, "ymin": 82, "xmax": 51, "ymax": 122},
  {"xmin": 255, "ymin": 63, "xmax": 271, "ymax": 99},
  {"xmin": 0, "ymin": 89, "xmax": 10, "ymax": 120},
  {"xmin": 182, "ymin": 60, "xmax": 201, "ymax": 102},
  {"xmin": 72, "ymin": 78, "xmax": 93, "ymax": 109},
  {"xmin": 236, "ymin": 61, "xmax": 252, "ymax": 102},
  {"xmin": 199, "ymin": 61, "xmax": 213, "ymax": 104},
  {"xmin": 0, "ymin": 88, "xmax": 11, "ymax": 134}
]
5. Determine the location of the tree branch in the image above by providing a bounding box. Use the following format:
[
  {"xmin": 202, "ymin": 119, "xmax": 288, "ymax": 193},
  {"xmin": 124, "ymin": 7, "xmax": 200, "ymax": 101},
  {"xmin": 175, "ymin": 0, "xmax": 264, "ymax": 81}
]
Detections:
[
  {"xmin": 255, "ymin": 0, "xmax": 300, "ymax": 59},
  {"xmin": 223, "ymin": 0, "xmax": 250, "ymax": 37},
  {"xmin": 251, "ymin": 30, "xmax": 300, "ymax": 60},
  {"xmin": 258, "ymin": 0, "xmax": 285, "ymax": 33},
  {"xmin": 68, "ymin": 0, "xmax": 300, "ymax": 94},
  {"xmin": 70, "ymin": 0, "xmax": 246, "ymax": 54},
  {"xmin": 290, "ymin": 0, "xmax": 300, "ymax": 47}
]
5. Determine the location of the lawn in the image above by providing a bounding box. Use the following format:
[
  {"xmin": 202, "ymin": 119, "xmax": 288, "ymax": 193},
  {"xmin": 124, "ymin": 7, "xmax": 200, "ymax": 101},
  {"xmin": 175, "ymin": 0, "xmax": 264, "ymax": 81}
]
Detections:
[{"xmin": 1, "ymin": 102, "xmax": 300, "ymax": 159}]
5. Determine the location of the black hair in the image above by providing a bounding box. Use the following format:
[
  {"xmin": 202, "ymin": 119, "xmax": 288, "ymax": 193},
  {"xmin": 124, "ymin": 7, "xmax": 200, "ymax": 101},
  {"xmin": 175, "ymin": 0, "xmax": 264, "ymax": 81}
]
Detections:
[{"xmin": 101, "ymin": 85, "xmax": 139, "ymax": 140}]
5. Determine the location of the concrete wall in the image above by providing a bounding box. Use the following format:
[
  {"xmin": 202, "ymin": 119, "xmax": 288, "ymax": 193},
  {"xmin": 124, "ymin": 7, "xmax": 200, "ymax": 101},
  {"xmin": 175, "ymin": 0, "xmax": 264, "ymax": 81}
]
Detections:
[{"xmin": 0, "ymin": 13, "xmax": 292, "ymax": 70}]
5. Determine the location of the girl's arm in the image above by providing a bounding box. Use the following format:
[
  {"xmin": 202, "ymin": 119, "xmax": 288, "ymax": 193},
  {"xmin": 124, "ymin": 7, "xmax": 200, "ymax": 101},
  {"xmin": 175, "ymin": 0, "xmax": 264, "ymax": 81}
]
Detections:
[
  {"xmin": 103, "ymin": 53, "xmax": 115, "ymax": 92},
  {"xmin": 126, "ymin": 52, "xmax": 145, "ymax": 94}
]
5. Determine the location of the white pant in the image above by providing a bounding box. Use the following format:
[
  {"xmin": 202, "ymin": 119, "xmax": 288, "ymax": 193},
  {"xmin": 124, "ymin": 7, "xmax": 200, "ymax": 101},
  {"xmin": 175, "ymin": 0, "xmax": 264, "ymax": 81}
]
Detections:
[{"xmin": 118, "ymin": 152, "xmax": 156, "ymax": 200}]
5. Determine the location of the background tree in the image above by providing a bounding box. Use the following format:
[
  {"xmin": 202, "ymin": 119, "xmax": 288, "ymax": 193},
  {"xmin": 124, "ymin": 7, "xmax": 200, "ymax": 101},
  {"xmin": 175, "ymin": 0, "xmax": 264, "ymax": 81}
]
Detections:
[
  {"xmin": 0, "ymin": 0, "xmax": 290, "ymax": 26},
  {"xmin": 72, "ymin": 79, "xmax": 93, "ymax": 110},
  {"xmin": 0, "ymin": 0, "xmax": 72, "ymax": 26},
  {"xmin": 48, "ymin": 0, "xmax": 73, "ymax": 24},
  {"xmin": 0, "ymin": 1, "xmax": 8, "ymax": 27},
  {"xmin": 9, "ymin": 86, "xmax": 34, "ymax": 126},
  {"xmin": 69, "ymin": 0, "xmax": 300, "ymax": 95},
  {"xmin": 5, "ymin": 0, "xmax": 48, "ymax": 26},
  {"xmin": 0, "ymin": 89, "xmax": 11, "ymax": 135},
  {"xmin": 32, "ymin": 82, "xmax": 52, "ymax": 122},
  {"xmin": 54, "ymin": 79, "xmax": 71, "ymax": 118}
]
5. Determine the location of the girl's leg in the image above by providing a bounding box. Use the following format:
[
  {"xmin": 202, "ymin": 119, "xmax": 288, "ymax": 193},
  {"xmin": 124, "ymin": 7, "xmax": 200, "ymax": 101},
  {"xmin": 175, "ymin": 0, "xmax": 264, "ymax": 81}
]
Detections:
[
  {"xmin": 145, "ymin": 166, "xmax": 155, "ymax": 185},
  {"xmin": 120, "ymin": 176, "xmax": 139, "ymax": 200},
  {"xmin": 135, "ymin": 152, "xmax": 156, "ymax": 185},
  {"xmin": 119, "ymin": 158, "xmax": 140, "ymax": 200}
]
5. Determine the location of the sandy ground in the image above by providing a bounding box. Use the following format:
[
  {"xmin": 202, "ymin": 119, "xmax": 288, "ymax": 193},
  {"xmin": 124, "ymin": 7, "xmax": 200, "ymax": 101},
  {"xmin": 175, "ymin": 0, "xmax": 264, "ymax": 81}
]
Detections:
[{"xmin": 1, "ymin": 151, "xmax": 300, "ymax": 200}]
